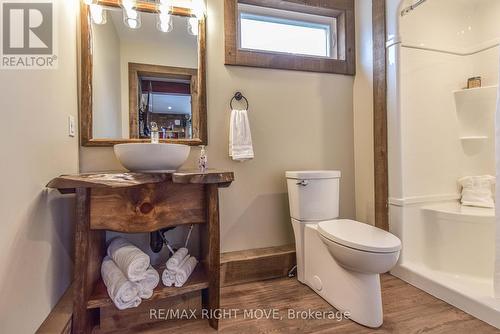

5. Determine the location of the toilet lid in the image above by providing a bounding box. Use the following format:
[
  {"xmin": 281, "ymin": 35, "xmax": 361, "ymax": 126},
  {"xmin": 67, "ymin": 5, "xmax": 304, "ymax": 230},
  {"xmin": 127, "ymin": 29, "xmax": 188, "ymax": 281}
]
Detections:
[
  {"xmin": 285, "ymin": 170, "xmax": 341, "ymax": 179},
  {"xmin": 318, "ymin": 219, "xmax": 401, "ymax": 253}
]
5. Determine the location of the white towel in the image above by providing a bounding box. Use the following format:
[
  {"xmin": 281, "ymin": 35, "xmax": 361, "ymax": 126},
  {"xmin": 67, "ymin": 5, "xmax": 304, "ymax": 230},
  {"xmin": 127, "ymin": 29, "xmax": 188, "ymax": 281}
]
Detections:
[
  {"xmin": 107, "ymin": 237, "xmax": 150, "ymax": 282},
  {"xmin": 166, "ymin": 247, "xmax": 189, "ymax": 271},
  {"xmin": 137, "ymin": 266, "xmax": 160, "ymax": 299},
  {"xmin": 162, "ymin": 254, "xmax": 193, "ymax": 287},
  {"xmin": 229, "ymin": 109, "xmax": 254, "ymax": 161},
  {"xmin": 161, "ymin": 268, "xmax": 176, "ymax": 287},
  {"xmin": 101, "ymin": 256, "xmax": 142, "ymax": 310},
  {"xmin": 458, "ymin": 175, "xmax": 496, "ymax": 208},
  {"xmin": 175, "ymin": 256, "xmax": 198, "ymax": 287}
]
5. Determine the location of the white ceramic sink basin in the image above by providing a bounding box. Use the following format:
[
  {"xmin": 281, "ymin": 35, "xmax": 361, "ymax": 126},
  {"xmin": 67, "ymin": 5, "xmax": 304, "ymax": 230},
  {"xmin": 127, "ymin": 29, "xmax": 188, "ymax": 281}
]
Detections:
[{"xmin": 114, "ymin": 143, "xmax": 191, "ymax": 172}]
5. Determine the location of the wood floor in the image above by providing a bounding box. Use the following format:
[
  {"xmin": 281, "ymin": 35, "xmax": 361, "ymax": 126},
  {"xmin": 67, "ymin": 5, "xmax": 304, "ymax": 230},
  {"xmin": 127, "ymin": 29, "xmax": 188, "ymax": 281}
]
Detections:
[{"xmin": 102, "ymin": 274, "xmax": 500, "ymax": 334}]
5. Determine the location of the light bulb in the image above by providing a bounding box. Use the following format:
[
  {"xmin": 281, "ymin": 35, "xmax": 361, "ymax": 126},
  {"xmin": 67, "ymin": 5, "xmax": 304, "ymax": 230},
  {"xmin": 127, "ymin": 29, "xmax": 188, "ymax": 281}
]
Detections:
[
  {"xmin": 83, "ymin": 0, "xmax": 98, "ymax": 5},
  {"xmin": 158, "ymin": 3, "xmax": 171, "ymax": 14},
  {"xmin": 121, "ymin": 0, "xmax": 134, "ymax": 10},
  {"xmin": 124, "ymin": 16, "xmax": 141, "ymax": 29},
  {"xmin": 123, "ymin": 8, "xmax": 141, "ymax": 29},
  {"xmin": 120, "ymin": 0, "xmax": 141, "ymax": 29},
  {"xmin": 157, "ymin": 0, "xmax": 172, "ymax": 32},
  {"xmin": 187, "ymin": 17, "xmax": 198, "ymax": 36},
  {"xmin": 157, "ymin": 13, "xmax": 173, "ymax": 32},
  {"xmin": 90, "ymin": 4, "xmax": 107, "ymax": 25}
]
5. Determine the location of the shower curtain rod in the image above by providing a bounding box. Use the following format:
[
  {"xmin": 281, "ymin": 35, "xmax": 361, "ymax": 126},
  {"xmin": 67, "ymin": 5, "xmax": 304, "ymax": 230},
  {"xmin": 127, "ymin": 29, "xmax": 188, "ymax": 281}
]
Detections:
[{"xmin": 401, "ymin": 0, "xmax": 428, "ymax": 16}]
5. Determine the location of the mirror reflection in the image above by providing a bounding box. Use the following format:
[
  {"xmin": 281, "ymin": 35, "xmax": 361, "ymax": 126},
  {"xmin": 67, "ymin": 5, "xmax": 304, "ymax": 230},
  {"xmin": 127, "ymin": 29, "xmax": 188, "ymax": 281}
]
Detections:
[
  {"xmin": 91, "ymin": 7, "xmax": 199, "ymax": 140},
  {"xmin": 139, "ymin": 76, "xmax": 192, "ymax": 139}
]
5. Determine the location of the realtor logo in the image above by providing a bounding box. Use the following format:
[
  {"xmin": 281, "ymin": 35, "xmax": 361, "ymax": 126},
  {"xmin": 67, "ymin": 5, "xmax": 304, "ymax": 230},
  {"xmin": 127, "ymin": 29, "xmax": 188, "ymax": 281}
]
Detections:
[{"xmin": 1, "ymin": 0, "xmax": 57, "ymax": 69}]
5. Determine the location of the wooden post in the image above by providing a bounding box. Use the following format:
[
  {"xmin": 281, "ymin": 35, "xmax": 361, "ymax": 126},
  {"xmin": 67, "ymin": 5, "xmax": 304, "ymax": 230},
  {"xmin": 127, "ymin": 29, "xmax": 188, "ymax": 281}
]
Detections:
[
  {"xmin": 202, "ymin": 184, "xmax": 220, "ymax": 330},
  {"xmin": 373, "ymin": 0, "xmax": 389, "ymax": 231},
  {"xmin": 73, "ymin": 188, "xmax": 105, "ymax": 333}
]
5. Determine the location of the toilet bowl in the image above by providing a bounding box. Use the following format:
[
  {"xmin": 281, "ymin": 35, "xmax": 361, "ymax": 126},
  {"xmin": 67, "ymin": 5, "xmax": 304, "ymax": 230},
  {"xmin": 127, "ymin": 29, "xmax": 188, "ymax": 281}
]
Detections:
[
  {"xmin": 286, "ymin": 171, "xmax": 401, "ymax": 328},
  {"xmin": 318, "ymin": 220, "xmax": 401, "ymax": 274}
]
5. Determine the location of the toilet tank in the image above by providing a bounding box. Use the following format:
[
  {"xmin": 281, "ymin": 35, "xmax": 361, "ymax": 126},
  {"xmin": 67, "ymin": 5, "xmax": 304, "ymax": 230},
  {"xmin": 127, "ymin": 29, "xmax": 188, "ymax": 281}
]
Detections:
[{"xmin": 286, "ymin": 170, "xmax": 341, "ymax": 221}]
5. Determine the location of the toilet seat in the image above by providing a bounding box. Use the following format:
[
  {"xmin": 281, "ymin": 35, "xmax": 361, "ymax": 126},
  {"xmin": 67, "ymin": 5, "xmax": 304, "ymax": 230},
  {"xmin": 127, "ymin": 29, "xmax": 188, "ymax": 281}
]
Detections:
[{"xmin": 317, "ymin": 219, "xmax": 401, "ymax": 253}]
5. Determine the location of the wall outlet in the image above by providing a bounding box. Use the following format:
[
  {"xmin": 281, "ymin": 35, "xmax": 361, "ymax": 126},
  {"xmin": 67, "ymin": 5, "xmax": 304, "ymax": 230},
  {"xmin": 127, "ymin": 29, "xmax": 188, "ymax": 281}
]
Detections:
[{"xmin": 68, "ymin": 115, "xmax": 76, "ymax": 137}]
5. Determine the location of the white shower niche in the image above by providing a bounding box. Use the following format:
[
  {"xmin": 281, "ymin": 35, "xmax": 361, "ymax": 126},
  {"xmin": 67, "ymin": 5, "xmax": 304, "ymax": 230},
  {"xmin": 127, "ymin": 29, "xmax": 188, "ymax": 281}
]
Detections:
[{"xmin": 455, "ymin": 85, "xmax": 498, "ymax": 144}]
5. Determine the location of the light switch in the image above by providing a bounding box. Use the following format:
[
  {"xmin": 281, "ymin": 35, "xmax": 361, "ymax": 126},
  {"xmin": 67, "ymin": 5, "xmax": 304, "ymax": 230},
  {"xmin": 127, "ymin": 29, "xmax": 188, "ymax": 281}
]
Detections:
[{"xmin": 68, "ymin": 115, "xmax": 76, "ymax": 137}]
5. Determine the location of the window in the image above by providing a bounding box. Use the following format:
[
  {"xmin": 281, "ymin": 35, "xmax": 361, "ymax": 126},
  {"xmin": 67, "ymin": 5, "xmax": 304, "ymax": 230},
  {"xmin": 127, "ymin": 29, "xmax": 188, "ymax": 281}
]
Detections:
[
  {"xmin": 224, "ymin": 0, "xmax": 355, "ymax": 75},
  {"xmin": 238, "ymin": 4, "xmax": 336, "ymax": 58}
]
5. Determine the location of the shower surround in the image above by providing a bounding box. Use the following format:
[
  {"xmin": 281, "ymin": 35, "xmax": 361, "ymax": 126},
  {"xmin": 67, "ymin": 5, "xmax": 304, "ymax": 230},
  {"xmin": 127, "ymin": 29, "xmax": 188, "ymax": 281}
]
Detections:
[{"xmin": 386, "ymin": 0, "xmax": 500, "ymax": 328}]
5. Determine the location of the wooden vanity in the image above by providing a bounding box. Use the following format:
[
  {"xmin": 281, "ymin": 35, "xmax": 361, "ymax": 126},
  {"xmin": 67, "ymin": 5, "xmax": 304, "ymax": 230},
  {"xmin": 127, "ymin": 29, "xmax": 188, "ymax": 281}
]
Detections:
[{"xmin": 47, "ymin": 170, "xmax": 234, "ymax": 333}]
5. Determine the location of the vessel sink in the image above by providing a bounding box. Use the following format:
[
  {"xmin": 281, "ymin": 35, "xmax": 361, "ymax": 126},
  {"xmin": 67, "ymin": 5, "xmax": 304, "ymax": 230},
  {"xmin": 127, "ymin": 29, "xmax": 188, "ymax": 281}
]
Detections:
[{"xmin": 114, "ymin": 143, "xmax": 190, "ymax": 172}]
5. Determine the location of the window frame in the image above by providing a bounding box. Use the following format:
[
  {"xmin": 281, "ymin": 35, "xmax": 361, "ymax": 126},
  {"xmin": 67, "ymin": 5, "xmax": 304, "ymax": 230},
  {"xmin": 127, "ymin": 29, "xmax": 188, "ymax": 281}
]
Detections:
[
  {"xmin": 224, "ymin": 0, "xmax": 355, "ymax": 75},
  {"xmin": 237, "ymin": 4, "xmax": 337, "ymax": 59}
]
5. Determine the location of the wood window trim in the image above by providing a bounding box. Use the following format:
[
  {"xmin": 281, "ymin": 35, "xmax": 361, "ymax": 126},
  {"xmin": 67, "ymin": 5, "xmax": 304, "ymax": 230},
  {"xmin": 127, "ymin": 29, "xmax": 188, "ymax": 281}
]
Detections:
[
  {"xmin": 224, "ymin": 0, "xmax": 356, "ymax": 75},
  {"xmin": 128, "ymin": 63, "xmax": 199, "ymax": 139}
]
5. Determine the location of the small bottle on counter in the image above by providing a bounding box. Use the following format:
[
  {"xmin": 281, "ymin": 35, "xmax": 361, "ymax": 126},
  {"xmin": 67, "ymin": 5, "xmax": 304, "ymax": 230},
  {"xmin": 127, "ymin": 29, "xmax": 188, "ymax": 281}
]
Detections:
[
  {"xmin": 150, "ymin": 122, "xmax": 159, "ymax": 144},
  {"xmin": 199, "ymin": 145, "xmax": 208, "ymax": 172}
]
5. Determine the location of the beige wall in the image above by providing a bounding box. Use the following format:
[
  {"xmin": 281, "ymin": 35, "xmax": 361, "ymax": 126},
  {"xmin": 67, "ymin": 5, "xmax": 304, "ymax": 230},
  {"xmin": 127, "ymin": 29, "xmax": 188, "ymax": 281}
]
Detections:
[
  {"xmin": 353, "ymin": 0, "xmax": 375, "ymax": 225},
  {"xmin": 80, "ymin": 0, "xmax": 357, "ymax": 252},
  {"xmin": 0, "ymin": 1, "xmax": 79, "ymax": 333}
]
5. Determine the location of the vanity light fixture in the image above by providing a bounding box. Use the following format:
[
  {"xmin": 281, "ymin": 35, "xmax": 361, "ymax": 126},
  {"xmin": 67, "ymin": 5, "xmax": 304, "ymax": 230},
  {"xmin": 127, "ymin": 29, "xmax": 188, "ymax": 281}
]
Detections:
[
  {"xmin": 89, "ymin": 4, "xmax": 107, "ymax": 25},
  {"xmin": 100, "ymin": 0, "xmax": 206, "ymax": 32},
  {"xmin": 121, "ymin": 0, "xmax": 141, "ymax": 29},
  {"xmin": 157, "ymin": 0, "xmax": 173, "ymax": 33}
]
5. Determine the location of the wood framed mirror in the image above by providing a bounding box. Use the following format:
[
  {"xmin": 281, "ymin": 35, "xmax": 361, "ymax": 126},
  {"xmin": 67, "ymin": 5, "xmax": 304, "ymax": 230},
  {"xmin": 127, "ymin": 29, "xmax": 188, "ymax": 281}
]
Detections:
[{"xmin": 80, "ymin": 0, "xmax": 207, "ymax": 146}]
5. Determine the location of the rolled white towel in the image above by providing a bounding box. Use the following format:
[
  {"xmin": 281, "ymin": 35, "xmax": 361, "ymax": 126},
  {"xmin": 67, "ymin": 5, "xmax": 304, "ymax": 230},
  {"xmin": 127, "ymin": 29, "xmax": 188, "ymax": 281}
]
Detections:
[
  {"xmin": 101, "ymin": 256, "xmax": 141, "ymax": 310},
  {"xmin": 174, "ymin": 256, "xmax": 198, "ymax": 287},
  {"xmin": 166, "ymin": 247, "xmax": 189, "ymax": 271},
  {"xmin": 162, "ymin": 254, "xmax": 189, "ymax": 287},
  {"xmin": 107, "ymin": 237, "xmax": 150, "ymax": 282},
  {"xmin": 137, "ymin": 266, "xmax": 159, "ymax": 299},
  {"xmin": 161, "ymin": 268, "xmax": 176, "ymax": 287}
]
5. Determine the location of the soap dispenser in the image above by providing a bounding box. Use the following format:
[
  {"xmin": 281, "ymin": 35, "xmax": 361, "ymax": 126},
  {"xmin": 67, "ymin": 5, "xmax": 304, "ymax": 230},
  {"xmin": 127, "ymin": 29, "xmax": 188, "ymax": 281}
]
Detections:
[
  {"xmin": 150, "ymin": 122, "xmax": 159, "ymax": 144},
  {"xmin": 199, "ymin": 145, "xmax": 207, "ymax": 172}
]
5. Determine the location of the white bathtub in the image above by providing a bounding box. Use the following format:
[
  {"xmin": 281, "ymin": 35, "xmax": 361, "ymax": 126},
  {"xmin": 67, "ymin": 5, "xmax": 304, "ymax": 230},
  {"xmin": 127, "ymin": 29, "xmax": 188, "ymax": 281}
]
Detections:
[{"xmin": 390, "ymin": 201, "xmax": 500, "ymax": 329}]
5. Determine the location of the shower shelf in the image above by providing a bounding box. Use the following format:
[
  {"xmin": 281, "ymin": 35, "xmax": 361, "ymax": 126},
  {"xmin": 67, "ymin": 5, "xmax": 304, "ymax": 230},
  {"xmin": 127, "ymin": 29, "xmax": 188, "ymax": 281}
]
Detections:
[
  {"xmin": 453, "ymin": 85, "xmax": 498, "ymax": 96},
  {"xmin": 455, "ymin": 85, "xmax": 497, "ymax": 142},
  {"xmin": 460, "ymin": 136, "xmax": 488, "ymax": 141}
]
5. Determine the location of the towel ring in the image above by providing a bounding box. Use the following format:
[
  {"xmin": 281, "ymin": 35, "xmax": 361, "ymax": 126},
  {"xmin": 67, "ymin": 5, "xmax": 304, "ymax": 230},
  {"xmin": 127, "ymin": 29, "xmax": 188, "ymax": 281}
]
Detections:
[{"xmin": 230, "ymin": 91, "xmax": 249, "ymax": 110}]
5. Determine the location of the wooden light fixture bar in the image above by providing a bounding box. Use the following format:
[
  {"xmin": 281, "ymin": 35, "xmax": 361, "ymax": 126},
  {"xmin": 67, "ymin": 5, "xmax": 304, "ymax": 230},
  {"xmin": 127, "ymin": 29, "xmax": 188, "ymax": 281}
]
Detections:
[{"xmin": 96, "ymin": 0, "xmax": 195, "ymax": 17}]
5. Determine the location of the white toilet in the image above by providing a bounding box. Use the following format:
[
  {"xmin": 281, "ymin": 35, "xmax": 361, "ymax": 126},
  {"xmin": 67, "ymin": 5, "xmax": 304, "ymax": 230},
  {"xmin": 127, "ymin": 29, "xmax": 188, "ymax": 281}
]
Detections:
[{"xmin": 286, "ymin": 170, "xmax": 401, "ymax": 328}]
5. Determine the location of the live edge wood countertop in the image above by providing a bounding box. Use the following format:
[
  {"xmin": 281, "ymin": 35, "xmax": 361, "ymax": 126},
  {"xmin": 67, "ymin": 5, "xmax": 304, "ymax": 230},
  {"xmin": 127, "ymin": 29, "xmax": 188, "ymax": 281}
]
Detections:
[{"xmin": 46, "ymin": 169, "xmax": 235, "ymax": 192}]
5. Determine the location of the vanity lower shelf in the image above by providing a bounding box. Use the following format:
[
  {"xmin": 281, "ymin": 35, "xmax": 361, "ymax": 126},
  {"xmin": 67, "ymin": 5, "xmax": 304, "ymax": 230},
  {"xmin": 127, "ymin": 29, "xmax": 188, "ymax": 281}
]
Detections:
[{"xmin": 87, "ymin": 264, "xmax": 208, "ymax": 310}]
